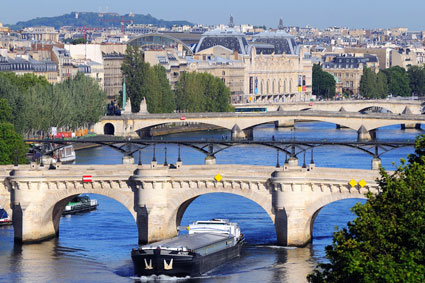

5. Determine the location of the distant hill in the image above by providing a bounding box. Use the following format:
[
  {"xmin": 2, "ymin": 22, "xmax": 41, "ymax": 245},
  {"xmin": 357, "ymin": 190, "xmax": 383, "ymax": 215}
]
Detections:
[{"xmin": 7, "ymin": 12, "xmax": 193, "ymax": 30}]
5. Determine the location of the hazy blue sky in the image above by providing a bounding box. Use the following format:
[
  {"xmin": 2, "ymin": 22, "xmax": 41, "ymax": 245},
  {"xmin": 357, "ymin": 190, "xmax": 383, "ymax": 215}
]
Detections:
[{"xmin": 1, "ymin": 0, "xmax": 424, "ymax": 30}]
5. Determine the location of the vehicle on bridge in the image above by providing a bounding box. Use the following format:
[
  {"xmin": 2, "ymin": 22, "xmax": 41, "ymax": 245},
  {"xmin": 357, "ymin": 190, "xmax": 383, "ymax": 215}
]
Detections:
[
  {"xmin": 235, "ymin": 107, "xmax": 267, "ymax": 113},
  {"xmin": 131, "ymin": 219, "xmax": 244, "ymax": 277},
  {"xmin": 0, "ymin": 206, "xmax": 12, "ymax": 226}
]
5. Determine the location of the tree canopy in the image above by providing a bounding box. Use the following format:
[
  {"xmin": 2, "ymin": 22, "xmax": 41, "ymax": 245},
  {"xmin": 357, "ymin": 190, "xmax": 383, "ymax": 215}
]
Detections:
[
  {"xmin": 0, "ymin": 99, "xmax": 27, "ymax": 165},
  {"xmin": 174, "ymin": 72, "xmax": 233, "ymax": 112},
  {"xmin": 407, "ymin": 65, "xmax": 425, "ymax": 96},
  {"xmin": 122, "ymin": 45, "xmax": 232, "ymax": 113},
  {"xmin": 359, "ymin": 68, "xmax": 388, "ymax": 99},
  {"xmin": 313, "ymin": 64, "xmax": 336, "ymax": 99},
  {"xmin": 121, "ymin": 45, "xmax": 176, "ymax": 113},
  {"xmin": 0, "ymin": 72, "xmax": 106, "ymax": 136},
  {"xmin": 308, "ymin": 135, "xmax": 425, "ymax": 283},
  {"xmin": 381, "ymin": 66, "xmax": 411, "ymax": 97}
]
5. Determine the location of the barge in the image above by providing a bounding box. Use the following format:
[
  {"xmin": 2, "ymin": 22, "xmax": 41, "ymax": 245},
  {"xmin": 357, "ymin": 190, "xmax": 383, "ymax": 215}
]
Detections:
[
  {"xmin": 131, "ymin": 219, "xmax": 244, "ymax": 277},
  {"xmin": 62, "ymin": 195, "xmax": 98, "ymax": 215}
]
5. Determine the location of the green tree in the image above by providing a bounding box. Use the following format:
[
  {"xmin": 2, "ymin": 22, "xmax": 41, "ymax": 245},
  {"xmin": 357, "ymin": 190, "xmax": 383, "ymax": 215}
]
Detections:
[
  {"xmin": 307, "ymin": 135, "xmax": 425, "ymax": 283},
  {"xmin": 121, "ymin": 45, "xmax": 152, "ymax": 113},
  {"xmin": 359, "ymin": 67, "xmax": 378, "ymax": 98},
  {"xmin": 407, "ymin": 65, "xmax": 425, "ymax": 96},
  {"xmin": 382, "ymin": 66, "xmax": 411, "ymax": 97},
  {"xmin": 175, "ymin": 72, "xmax": 232, "ymax": 112},
  {"xmin": 0, "ymin": 101, "xmax": 27, "ymax": 164},
  {"xmin": 312, "ymin": 64, "xmax": 336, "ymax": 99},
  {"xmin": 152, "ymin": 65, "xmax": 176, "ymax": 113},
  {"xmin": 0, "ymin": 99, "xmax": 12, "ymax": 123}
]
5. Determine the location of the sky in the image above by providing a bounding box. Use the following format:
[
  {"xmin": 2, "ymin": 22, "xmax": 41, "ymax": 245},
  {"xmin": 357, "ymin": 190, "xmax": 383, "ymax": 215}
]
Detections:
[{"xmin": 1, "ymin": 0, "xmax": 425, "ymax": 30}]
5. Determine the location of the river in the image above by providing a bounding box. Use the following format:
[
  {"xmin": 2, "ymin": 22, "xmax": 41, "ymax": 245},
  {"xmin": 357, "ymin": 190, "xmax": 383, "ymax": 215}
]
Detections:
[{"xmin": 0, "ymin": 122, "xmax": 422, "ymax": 282}]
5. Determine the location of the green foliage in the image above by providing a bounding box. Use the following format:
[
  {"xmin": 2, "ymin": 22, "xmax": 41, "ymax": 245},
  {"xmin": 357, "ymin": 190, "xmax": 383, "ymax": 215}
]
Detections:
[
  {"xmin": 174, "ymin": 72, "xmax": 233, "ymax": 112},
  {"xmin": 407, "ymin": 65, "xmax": 425, "ymax": 96},
  {"xmin": 382, "ymin": 66, "xmax": 411, "ymax": 96},
  {"xmin": 8, "ymin": 12, "xmax": 192, "ymax": 30},
  {"xmin": 0, "ymin": 102, "xmax": 27, "ymax": 164},
  {"xmin": 312, "ymin": 64, "xmax": 336, "ymax": 99},
  {"xmin": 0, "ymin": 72, "xmax": 106, "ymax": 136},
  {"xmin": 121, "ymin": 45, "xmax": 176, "ymax": 113},
  {"xmin": 359, "ymin": 68, "xmax": 387, "ymax": 99},
  {"xmin": 308, "ymin": 135, "xmax": 425, "ymax": 283},
  {"xmin": 0, "ymin": 98, "xmax": 12, "ymax": 123}
]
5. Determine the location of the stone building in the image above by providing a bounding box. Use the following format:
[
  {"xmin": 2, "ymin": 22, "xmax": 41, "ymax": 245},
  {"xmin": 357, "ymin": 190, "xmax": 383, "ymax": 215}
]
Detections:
[
  {"xmin": 21, "ymin": 26, "xmax": 59, "ymax": 42},
  {"xmin": 0, "ymin": 54, "xmax": 58, "ymax": 83},
  {"xmin": 189, "ymin": 21, "xmax": 313, "ymax": 103},
  {"xmin": 321, "ymin": 54, "xmax": 379, "ymax": 95}
]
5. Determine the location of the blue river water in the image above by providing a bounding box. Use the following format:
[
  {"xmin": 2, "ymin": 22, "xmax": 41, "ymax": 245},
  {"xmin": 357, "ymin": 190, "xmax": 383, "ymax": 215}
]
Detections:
[{"xmin": 0, "ymin": 122, "xmax": 422, "ymax": 282}]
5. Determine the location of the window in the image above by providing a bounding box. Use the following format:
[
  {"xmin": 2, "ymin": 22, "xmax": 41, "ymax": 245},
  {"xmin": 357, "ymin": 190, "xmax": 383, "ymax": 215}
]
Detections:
[{"xmin": 222, "ymin": 71, "xmax": 225, "ymax": 75}]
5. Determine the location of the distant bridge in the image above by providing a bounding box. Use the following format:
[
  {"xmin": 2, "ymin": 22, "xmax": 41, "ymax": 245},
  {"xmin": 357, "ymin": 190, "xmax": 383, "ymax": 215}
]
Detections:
[
  {"xmin": 94, "ymin": 110, "xmax": 425, "ymax": 141},
  {"xmin": 233, "ymin": 99, "xmax": 425, "ymax": 114}
]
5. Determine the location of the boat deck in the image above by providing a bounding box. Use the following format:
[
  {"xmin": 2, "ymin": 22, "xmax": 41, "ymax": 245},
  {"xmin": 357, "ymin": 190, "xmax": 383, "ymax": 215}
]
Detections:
[{"xmin": 140, "ymin": 233, "xmax": 229, "ymax": 251}]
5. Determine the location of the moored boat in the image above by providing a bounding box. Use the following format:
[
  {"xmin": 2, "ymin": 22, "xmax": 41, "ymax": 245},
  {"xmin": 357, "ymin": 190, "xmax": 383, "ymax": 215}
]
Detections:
[
  {"xmin": 0, "ymin": 207, "xmax": 12, "ymax": 226},
  {"xmin": 62, "ymin": 195, "xmax": 98, "ymax": 215},
  {"xmin": 131, "ymin": 219, "xmax": 244, "ymax": 277}
]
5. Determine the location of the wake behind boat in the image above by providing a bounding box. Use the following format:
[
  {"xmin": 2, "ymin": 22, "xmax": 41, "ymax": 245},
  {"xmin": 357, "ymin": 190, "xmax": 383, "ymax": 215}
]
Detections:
[{"xmin": 131, "ymin": 219, "xmax": 244, "ymax": 277}]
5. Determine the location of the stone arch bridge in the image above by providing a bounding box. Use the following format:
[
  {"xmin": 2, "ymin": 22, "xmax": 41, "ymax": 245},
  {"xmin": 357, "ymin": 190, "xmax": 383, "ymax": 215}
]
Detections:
[
  {"xmin": 94, "ymin": 110, "xmax": 425, "ymax": 141},
  {"xmin": 235, "ymin": 99, "xmax": 425, "ymax": 113},
  {"xmin": 1, "ymin": 162, "xmax": 381, "ymax": 246}
]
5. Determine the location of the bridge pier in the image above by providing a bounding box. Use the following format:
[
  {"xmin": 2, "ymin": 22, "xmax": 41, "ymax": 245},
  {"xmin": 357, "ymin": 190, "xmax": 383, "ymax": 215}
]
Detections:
[
  {"xmin": 133, "ymin": 166, "xmax": 178, "ymax": 244},
  {"xmin": 401, "ymin": 123, "xmax": 421, "ymax": 130},
  {"xmin": 372, "ymin": 157, "xmax": 381, "ymax": 170},
  {"xmin": 272, "ymin": 169, "xmax": 313, "ymax": 246},
  {"xmin": 275, "ymin": 120, "xmax": 295, "ymax": 128},
  {"xmin": 357, "ymin": 125, "xmax": 376, "ymax": 142},
  {"xmin": 231, "ymin": 124, "xmax": 253, "ymax": 140}
]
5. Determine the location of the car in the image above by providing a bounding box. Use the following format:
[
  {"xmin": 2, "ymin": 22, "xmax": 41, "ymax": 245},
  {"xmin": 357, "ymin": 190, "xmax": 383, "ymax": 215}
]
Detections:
[{"xmin": 180, "ymin": 116, "xmax": 186, "ymax": 120}]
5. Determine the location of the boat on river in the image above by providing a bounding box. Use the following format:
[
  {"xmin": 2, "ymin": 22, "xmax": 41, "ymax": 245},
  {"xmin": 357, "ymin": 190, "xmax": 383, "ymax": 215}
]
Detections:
[
  {"xmin": 0, "ymin": 207, "xmax": 12, "ymax": 226},
  {"xmin": 62, "ymin": 195, "xmax": 98, "ymax": 215},
  {"xmin": 131, "ymin": 219, "xmax": 244, "ymax": 277}
]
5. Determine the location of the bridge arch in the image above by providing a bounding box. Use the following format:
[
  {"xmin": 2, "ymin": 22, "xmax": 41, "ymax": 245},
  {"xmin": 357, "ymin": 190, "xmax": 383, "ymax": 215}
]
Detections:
[
  {"xmin": 166, "ymin": 188, "xmax": 274, "ymax": 233},
  {"xmin": 104, "ymin": 123, "xmax": 115, "ymax": 135},
  {"xmin": 306, "ymin": 192, "xmax": 368, "ymax": 243},
  {"xmin": 23, "ymin": 186, "xmax": 136, "ymax": 241},
  {"xmin": 358, "ymin": 106, "xmax": 393, "ymax": 114}
]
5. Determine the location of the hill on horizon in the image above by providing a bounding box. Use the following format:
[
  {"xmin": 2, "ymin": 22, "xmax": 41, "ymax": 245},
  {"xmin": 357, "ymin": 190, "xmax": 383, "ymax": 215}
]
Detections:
[{"xmin": 6, "ymin": 12, "xmax": 194, "ymax": 30}]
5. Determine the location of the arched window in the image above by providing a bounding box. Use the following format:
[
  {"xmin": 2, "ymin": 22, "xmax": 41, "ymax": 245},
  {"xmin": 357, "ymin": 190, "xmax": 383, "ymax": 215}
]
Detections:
[
  {"xmin": 283, "ymin": 79, "xmax": 287, "ymax": 93},
  {"xmin": 289, "ymin": 79, "xmax": 292, "ymax": 93},
  {"xmin": 260, "ymin": 80, "xmax": 264, "ymax": 94},
  {"xmin": 278, "ymin": 80, "xmax": 281, "ymax": 93},
  {"xmin": 272, "ymin": 79, "xmax": 276, "ymax": 94},
  {"xmin": 267, "ymin": 80, "xmax": 270, "ymax": 94}
]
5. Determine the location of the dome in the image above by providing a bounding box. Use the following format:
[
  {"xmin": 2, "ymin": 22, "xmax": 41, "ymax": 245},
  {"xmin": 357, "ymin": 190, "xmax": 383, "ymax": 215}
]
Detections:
[
  {"xmin": 251, "ymin": 19, "xmax": 297, "ymax": 55},
  {"xmin": 251, "ymin": 30, "xmax": 297, "ymax": 55},
  {"xmin": 194, "ymin": 29, "xmax": 249, "ymax": 55}
]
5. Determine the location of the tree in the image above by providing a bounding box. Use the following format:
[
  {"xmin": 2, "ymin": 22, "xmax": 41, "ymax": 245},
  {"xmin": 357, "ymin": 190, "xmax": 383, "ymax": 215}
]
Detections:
[
  {"xmin": 175, "ymin": 72, "xmax": 233, "ymax": 112},
  {"xmin": 312, "ymin": 64, "xmax": 336, "ymax": 99},
  {"xmin": 121, "ymin": 45, "xmax": 176, "ymax": 113},
  {"xmin": 307, "ymin": 135, "xmax": 425, "ymax": 283},
  {"xmin": 0, "ymin": 100, "xmax": 27, "ymax": 164},
  {"xmin": 0, "ymin": 99, "xmax": 12, "ymax": 123},
  {"xmin": 382, "ymin": 66, "xmax": 411, "ymax": 97},
  {"xmin": 407, "ymin": 65, "xmax": 425, "ymax": 96}
]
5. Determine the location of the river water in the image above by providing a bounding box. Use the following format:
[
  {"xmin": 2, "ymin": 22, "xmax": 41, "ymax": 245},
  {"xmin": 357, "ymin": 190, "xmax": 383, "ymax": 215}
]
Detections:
[{"xmin": 0, "ymin": 122, "xmax": 422, "ymax": 283}]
